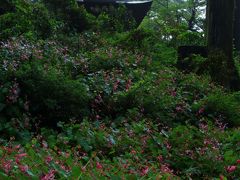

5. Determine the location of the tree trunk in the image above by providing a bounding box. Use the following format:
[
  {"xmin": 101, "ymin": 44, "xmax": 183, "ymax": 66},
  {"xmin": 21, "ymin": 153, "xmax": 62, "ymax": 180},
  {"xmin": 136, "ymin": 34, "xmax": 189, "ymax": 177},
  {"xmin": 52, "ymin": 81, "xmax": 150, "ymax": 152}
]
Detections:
[
  {"xmin": 188, "ymin": 0, "xmax": 198, "ymax": 31},
  {"xmin": 234, "ymin": 0, "xmax": 240, "ymax": 52},
  {"xmin": 188, "ymin": 7, "xmax": 196, "ymax": 31},
  {"xmin": 207, "ymin": 0, "xmax": 240, "ymax": 90}
]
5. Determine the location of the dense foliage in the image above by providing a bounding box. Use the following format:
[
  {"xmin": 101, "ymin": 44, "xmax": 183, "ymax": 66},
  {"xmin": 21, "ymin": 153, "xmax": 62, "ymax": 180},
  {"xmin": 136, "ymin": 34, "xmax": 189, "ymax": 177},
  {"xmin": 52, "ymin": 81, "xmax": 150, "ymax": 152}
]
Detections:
[{"xmin": 0, "ymin": 0, "xmax": 240, "ymax": 179}]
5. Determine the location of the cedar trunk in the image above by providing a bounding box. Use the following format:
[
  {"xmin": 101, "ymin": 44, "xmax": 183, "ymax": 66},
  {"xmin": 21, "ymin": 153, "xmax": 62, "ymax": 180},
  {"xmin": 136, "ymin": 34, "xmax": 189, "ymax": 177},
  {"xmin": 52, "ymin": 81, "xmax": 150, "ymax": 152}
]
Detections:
[
  {"xmin": 207, "ymin": 0, "xmax": 240, "ymax": 90},
  {"xmin": 234, "ymin": 0, "xmax": 240, "ymax": 51}
]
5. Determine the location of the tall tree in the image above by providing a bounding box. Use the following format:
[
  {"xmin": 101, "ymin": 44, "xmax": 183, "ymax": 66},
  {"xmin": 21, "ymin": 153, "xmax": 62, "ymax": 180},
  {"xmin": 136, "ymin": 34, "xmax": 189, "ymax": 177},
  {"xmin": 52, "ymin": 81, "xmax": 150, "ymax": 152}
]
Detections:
[
  {"xmin": 207, "ymin": 0, "xmax": 240, "ymax": 90},
  {"xmin": 187, "ymin": 0, "xmax": 206, "ymax": 31},
  {"xmin": 234, "ymin": 0, "xmax": 240, "ymax": 52}
]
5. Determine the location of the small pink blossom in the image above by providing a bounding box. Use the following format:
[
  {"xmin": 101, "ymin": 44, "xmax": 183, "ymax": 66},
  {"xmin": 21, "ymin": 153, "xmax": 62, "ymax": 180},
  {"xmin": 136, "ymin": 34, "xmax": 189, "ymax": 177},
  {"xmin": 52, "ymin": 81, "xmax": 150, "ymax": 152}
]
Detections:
[
  {"xmin": 41, "ymin": 169, "xmax": 56, "ymax": 180},
  {"xmin": 45, "ymin": 156, "xmax": 53, "ymax": 164},
  {"xmin": 96, "ymin": 162, "xmax": 103, "ymax": 169},
  {"xmin": 96, "ymin": 115, "xmax": 100, "ymax": 120},
  {"xmin": 113, "ymin": 80, "xmax": 120, "ymax": 92},
  {"xmin": 42, "ymin": 141, "xmax": 48, "ymax": 148},
  {"xmin": 170, "ymin": 90, "xmax": 177, "ymax": 97},
  {"xmin": 123, "ymin": 163, "xmax": 129, "ymax": 169},
  {"xmin": 15, "ymin": 153, "xmax": 27, "ymax": 164},
  {"xmin": 226, "ymin": 165, "xmax": 237, "ymax": 173},
  {"xmin": 16, "ymin": 153, "xmax": 27, "ymax": 158},
  {"xmin": 157, "ymin": 155, "xmax": 163, "ymax": 163},
  {"xmin": 130, "ymin": 149, "xmax": 137, "ymax": 155},
  {"xmin": 19, "ymin": 165, "xmax": 28, "ymax": 173},
  {"xmin": 161, "ymin": 164, "xmax": 173, "ymax": 174},
  {"xmin": 220, "ymin": 175, "xmax": 225, "ymax": 180},
  {"xmin": 164, "ymin": 141, "xmax": 172, "ymax": 150},
  {"xmin": 175, "ymin": 106, "xmax": 183, "ymax": 112},
  {"xmin": 141, "ymin": 166, "xmax": 149, "ymax": 176},
  {"xmin": 14, "ymin": 145, "xmax": 21, "ymax": 149},
  {"xmin": 2, "ymin": 160, "xmax": 12, "ymax": 174},
  {"xmin": 65, "ymin": 152, "xmax": 70, "ymax": 158},
  {"xmin": 126, "ymin": 79, "xmax": 132, "ymax": 92},
  {"xmin": 198, "ymin": 107, "xmax": 205, "ymax": 114}
]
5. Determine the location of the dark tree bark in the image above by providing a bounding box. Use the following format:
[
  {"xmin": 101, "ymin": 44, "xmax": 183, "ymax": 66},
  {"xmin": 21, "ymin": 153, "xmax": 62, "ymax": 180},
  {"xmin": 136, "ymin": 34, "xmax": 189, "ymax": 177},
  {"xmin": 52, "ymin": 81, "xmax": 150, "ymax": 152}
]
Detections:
[
  {"xmin": 234, "ymin": 0, "xmax": 240, "ymax": 52},
  {"xmin": 188, "ymin": 0, "xmax": 197, "ymax": 31},
  {"xmin": 207, "ymin": 0, "xmax": 240, "ymax": 90}
]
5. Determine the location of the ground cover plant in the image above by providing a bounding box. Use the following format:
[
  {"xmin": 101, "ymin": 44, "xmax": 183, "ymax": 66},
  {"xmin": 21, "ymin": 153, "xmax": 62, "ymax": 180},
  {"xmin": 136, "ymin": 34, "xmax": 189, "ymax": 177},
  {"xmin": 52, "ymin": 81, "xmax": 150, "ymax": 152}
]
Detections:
[{"xmin": 0, "ymin": 0, "xmax": 240, "ymax": 179}]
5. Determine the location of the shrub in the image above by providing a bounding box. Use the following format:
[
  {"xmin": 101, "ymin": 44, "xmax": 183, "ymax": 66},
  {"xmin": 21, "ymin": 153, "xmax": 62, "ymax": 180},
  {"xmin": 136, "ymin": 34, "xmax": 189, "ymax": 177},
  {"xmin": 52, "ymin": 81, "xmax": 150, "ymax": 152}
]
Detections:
[
  {"xmin": 116, "ymin": 28, "xmax": 154, "ymax": 50},
  {"xmin": 193, "ymin": 91, "xmax": 240, "ymax": 127},
  {"xmin": 42, "ymin": 0, "xmax": 91, "ymax": 32},
  {"xmin": 96, "ymin": 5, "xmax": 136, "ymax": 32},
  {"xmin": 15, "ymin": 61, "xmax": 90, "ymax": 126},
  {"xmin": 116, "ymin": 28, "xmax": 177, "ymax": 65},
  {"xmin": 30, "ymin": 3, "xmax": 56, "ymax": 38},
  {"xmin": 168, "ymin": 125, "xmax": 226, "ymax": 178},
  {"xmin": 0, "ymin": 0, "xmax": 56, "ymax": 39},
  {"xmin": 0, "ymin": 12, "xmax": 33, "ymax": 40}
]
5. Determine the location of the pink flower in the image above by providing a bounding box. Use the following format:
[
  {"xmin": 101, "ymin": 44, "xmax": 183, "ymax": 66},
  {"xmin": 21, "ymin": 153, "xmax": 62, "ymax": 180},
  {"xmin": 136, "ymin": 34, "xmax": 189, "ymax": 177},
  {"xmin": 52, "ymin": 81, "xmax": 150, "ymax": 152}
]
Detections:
[
  {"xmin": 96, "ymin": 162, "xmax": 103, "ymax": 169},
  {"xmin": 60, "ymin": 165, "xmax": 70, "ymax": 171},
  {"xmin": 15, "ymin": 153, "xmax": 27, "ymax": 164},
  {"xmin": 42, "ymin": 141, "xmax": 48, "ymax": 148},
  {"xmin": 226, "ymin": 165, "xmax": 237, "ymax": 173},
  {"xmin": 122, "ymin": 163, "xmax": 129, "ymax": 169},
  {"xmin": 141, "ymin": 166, "xmax": 149, "ymax": 176},
  {"xmin": 41, "ymin": 169, "xmax": 56, "ymax": 180},
  {"xmin": 113, "ymin": 80, "xmax": 120, "ymax": 92},
  {"xmin": 220, "ymin": 175, "xmax": 225, "ymax": 180},
  {"xmin": 196, "ymin": 107, "xmax": 205, "ymax": 116},
  {"xmin": 130, "ymin": 149, "xmax": 137, "ymax": 155},
  {"xmin": 2, "ymin": 160, "xmax": 12, "ymax": 174},
  {"xmin": 126, "ymin": 79, "xmax": 132, "ymax": 91},
  {"xmin": 157, "ymin": 155, "xmax": 163, "ymax": 163},
  {"xmin": 175, "ymin": 106, "xmax": 183, "ymax": 112},
  {"xmin": 65, "ymin": 152, "xmax": 70, "ymax": 158},
  {"xmin": 164, "ymin": 141, "xmax": 172, "ymax": 150},
  {"xmin": 16, "ymin": 153, "xmax": 27, "ymax": 158},
  {"xmin": 170, "ymin": 90, "xmax": 177, "ymax": 97},
  {"xmin": 161, "ymin": 164, "xmax": 173, "ymax": 174},
  {"xmin": 19, "ymin": 165, "xmax": 28, "ymax": 173},
  {"xmin": 45, "ymin": 156, "xmax": 53, "ymax": 164},
  {"xmin": 14, "ymin": 145, "xmax": 21, "ymax": 149},
  {"xmin": 237, "ymin": 159, "xmax": 240, "ymax": 164},
  {"xmin": 55, "ymin": 160, "xmax": 60, "ymax": 165},
  {"xmin": 96, "ymin": 115, "xmax": 100, "ymax": 120}
]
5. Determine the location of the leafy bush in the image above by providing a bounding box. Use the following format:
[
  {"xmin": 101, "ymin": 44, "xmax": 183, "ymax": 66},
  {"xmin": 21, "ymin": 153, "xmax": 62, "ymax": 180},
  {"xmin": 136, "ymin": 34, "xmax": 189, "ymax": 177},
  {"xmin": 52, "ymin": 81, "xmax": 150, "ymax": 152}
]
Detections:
[
  {"xmin": 0, "ymin": 0, "xmax": 56, "ymax": 39},
  {"xmin": 116, "ymin": 28, "xmax": 177, "ymax": 65},
  {"xmin": 96, "ymin": 5, "xmax": 136, "ymax": 32},
  {"xmin": 42, "ymin": 0, "xmax": 92, "ymax": 32},
  {"xmin": 116, "ymin": 28, "xmax": 154, "ymax": 50},
  {"xmin": 177, "ymin": 31, "xmax": 206, "ymax": 46},
  {"xmin": 30, "ymin": 3, "xmax": 56, "ymax": 38},
  {"xmin": 1, "ymin": 3, "xmax": 240, "ymax": 178},
  {"xmin": 1, "ymin": 120, "xmax": 240, "ymax": 179},
  {"xmin": 194, "ymin": 91, "xmax": 240, "ymax": 127},
  {"xmin": 0, "ymin": 38, "xmax": 90, "ymax": 127},
  {"xmin": 15, "ymin": 60, "xmax": 90, "ymax": 126}
]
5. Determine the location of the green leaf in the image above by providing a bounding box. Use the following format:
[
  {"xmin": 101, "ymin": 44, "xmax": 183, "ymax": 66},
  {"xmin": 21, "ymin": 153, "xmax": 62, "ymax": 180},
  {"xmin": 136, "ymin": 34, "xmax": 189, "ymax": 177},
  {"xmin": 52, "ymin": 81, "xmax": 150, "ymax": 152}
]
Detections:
[
  {"xmin": 0, "ymin": 171, "xmax": 10, "ymax": 179},
  {"xmin": 71, "ymin": 166, "xmax": 82, "ymax": 178},
  {"xmin": 0, "ymin": 103, "xmax": 6, "ymax": 112}
]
